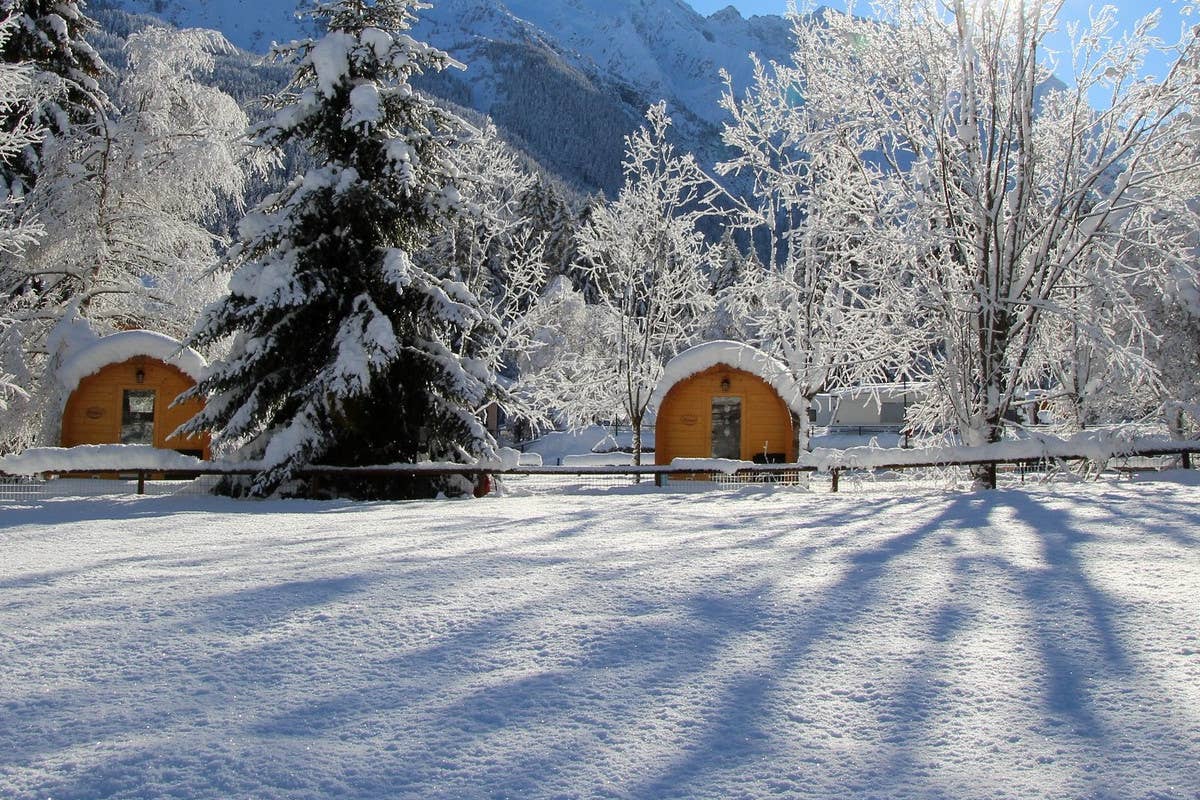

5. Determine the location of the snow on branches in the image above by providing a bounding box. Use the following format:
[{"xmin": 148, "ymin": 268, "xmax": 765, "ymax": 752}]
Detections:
[
  {"xmin": 184, "ymin": 0, "xmax": 501, "ymax": 498},
  {"xmin": 746, "ymin": 0, "xmax": 1200, "ymax": 485},
  {"xmin": 570, "ymin": 102, "xmax": 719, "ymax": 464}
]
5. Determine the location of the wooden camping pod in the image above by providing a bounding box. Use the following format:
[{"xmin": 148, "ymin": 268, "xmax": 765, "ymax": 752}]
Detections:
[
  {"xmin": 654, "ymin": 363, "xmax": 797, "ymax": 466},
  {"xmin": 61, "ymin": 356, "xmax": 211, "ymax": 459}
]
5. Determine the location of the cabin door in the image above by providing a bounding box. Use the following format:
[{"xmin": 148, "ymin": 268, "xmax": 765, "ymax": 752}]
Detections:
[
  {"xmin": 711, "ymin": 397, "xmax": 742, "ymax": 459},
  {"xmin": 120, "ymin": 389, "xmax": 156, "ymax": 445}
]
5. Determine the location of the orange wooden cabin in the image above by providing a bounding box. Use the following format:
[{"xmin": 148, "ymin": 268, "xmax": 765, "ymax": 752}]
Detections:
[
  {"xmin": 653, "ymin": 342, "xmax": 801, "ymax": 466},
  {"xmin": 58, "ymin": 332, "xmax": 211, "ymax": 459}
]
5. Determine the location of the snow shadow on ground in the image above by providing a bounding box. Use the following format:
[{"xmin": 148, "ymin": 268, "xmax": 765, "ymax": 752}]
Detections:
[{"xmin": 2, "ymin": 484, "xmax": 1199, "ymax": 799}]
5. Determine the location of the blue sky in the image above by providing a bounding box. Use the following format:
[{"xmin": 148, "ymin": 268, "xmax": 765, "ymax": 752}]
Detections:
[
  {"xmin": 687, "ymin": 1, "xmax": 1188, "ymax": 79},
  {"xmin": 688, "ymin": 0, "xmax": 1179, "ymax": 29}
]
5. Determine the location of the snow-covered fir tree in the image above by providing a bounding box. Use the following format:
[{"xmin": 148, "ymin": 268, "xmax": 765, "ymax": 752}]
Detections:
[
  {"xmin": 572, "ymin": 102, "xmax": 718, "ymax": 464},
  {"xmin": 0, "ymin": 0, "xmax": 106, "ymax": 196},
  {"xmin": 184, "ymin": 0, "xmax": 501, "ymax": 499},
  {"xmin": 0, "ymin": 13, "xmax": 43, "ymax": 248}
]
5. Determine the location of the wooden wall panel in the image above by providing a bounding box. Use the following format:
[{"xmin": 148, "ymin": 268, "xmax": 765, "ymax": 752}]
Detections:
[
  {"xmin": 655, "ymin": 364, "xmax": 795, "ymax": 465},
  {"xmin": 61, "ymin": 357, "xmax": 210, "ymax": 459}
]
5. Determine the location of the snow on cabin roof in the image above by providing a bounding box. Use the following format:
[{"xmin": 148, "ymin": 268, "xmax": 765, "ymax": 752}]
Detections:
[
  {"xmin": 649, "ymin": 340, "xmax": 806, "ymax": 415},
  {"xmin": 57, "ymin": 330, "xmax": 208, "ymax": 395}
]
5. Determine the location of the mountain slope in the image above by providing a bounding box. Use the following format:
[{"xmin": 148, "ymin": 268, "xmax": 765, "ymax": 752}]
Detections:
[{"xmin": 93, "ymin": 0, "xmax": 795, "ymax": 194}]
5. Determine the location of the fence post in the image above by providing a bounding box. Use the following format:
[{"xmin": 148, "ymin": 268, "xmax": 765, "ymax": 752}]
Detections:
[
  {"xmin": 1183, "ymin": 451, "xmax": 1192, "ymax": 470},
  {"xmin": 137, "ymin": 471, "xmax": 145, "ymax": 495},
  {"xmin": 831, "ymin": 468, "xmax": 840, "ymax": 493}
]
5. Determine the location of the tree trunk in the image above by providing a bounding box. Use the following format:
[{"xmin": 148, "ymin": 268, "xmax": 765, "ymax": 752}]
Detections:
[
  {"xmin": 630, "ymin": 415, "xmax": 644, "ymax": 484},
  {"xmin": 966, "ymin": 416, "xmax": 1003, "ymax": 490},
  {"xmin": 795, "ymin": 394, "xmax": 813, "ymax": 454}
]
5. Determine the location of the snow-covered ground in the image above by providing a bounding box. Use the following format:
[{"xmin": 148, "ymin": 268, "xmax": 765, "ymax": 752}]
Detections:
[{"xmin": 3, "ymin": 475, "xmax": 1199, "ymax": 799}]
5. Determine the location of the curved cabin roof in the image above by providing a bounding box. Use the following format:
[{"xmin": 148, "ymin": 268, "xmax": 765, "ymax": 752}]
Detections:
[
  {"xmin": 57, "ymin": 330, "xmax": 207, "ymax": 395},
  {"xmin": 650, "ymin": 340, "xmax": 805, "ymax": 415}
]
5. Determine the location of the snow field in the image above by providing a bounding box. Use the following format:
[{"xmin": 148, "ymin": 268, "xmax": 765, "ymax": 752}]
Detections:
[{"xmin": 1, "ymin": 476, "xmax": 1199, "ymax": 799}]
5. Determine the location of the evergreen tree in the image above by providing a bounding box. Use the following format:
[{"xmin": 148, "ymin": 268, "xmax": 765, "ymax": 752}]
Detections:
[
  {"xmin": 0, "ymin": 0, "xmax": 106, "ymax": 196},
  {"xmin": 184, "ymin": 0, "xmax": 499, "ymax": 499},
  {"xmin": 517, "ymin": 175, "xmax": 579, "ymax": 279}
]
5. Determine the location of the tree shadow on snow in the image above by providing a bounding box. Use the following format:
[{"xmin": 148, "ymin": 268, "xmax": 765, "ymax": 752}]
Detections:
[{"xmin": 859, "ymin": 489, "xmax": 1200, "ymax": 798}]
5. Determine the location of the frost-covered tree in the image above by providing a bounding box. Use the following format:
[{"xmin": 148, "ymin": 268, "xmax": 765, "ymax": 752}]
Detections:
[
  {"xmin": 0, "ymin": 0, "xmax": 106, "ymax": 196},
  {"xmin": 1130, "ymin": 110, "xmax": 1200, "ymax": 439},
  {"xmin": 419, "ymin": 119, "xmax": 534, "ymax": 322},
  {"xmin": 510, "ymin": 272, "xmax": 614, "ymax": 433},
  {"xmin": 184, "ymin": 0, "xmax": 501, "ymax": 498},
  {"xmin": 416, "ymin": 119, "xmax": 571, "ymax": 433},
  {"xmin": 718, "ymin": 54, "xmax": 906, "ymax": 450},
  {"xmin": 572, "ymin": 102, "xmax": 718, "ymax": 464},
  {"xmin": 773, "ymin": 0, "xmax": 1199, "ymax": 486},
  {"xmin": 0, "ymin": 24, "xmax": 263, "ymax": 450},
  {"xmin": 700, "ymin": 228, "xmax": 751, "ymax": 342},
  {"xmin": 517, "ymin": 174, "xmax": 582, "ymax": 280},
  {"xmin": 0, "ymin": 12, "xmax": 45, "ymax": 415},
  {"xmin": 4, "ymin": 25, "xmax": 260, "ymax": 336}
]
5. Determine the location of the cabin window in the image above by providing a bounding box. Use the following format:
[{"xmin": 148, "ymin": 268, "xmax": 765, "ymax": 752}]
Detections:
[
  {"xmin": 120, "ymin": 389, "xmax": 156, "ymax": 445},
  {"xmin": 880, "ymin": 401, "xmax": 905, "ymax": 425},
  {"xmin": 711, "ymin": 397, "xmax": 741, "ymax": 459}
]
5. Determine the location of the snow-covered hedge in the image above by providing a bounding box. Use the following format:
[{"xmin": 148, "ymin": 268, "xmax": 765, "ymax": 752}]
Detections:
[
  {"xmin": 795, "ymin": 429, "xmax": 1195, "ymax": 471},
  {"xmin": 0, "ymin": 444, "xmax": 206, "ymax": 474},
  {"xmin": 562, "ymin": 452, "xmax": 636, "ymax": 467},
  {"xmin": 2, "ymin": 430, "xmax": 1193, "ymax": 478}
]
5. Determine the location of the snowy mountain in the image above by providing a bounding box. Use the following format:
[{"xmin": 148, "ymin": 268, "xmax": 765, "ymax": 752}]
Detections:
[
  {"xmin": 91, "ymin": 0, "xmax": 796, "ymax": 193},
  {"xmin": 418, "ymin": 0, "xmax": 793, "ymax": 127}
]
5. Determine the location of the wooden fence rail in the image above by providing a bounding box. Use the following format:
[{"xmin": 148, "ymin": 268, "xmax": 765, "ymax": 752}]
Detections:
[{"xmin": 4, "ymin": 442, "xmax": 1196, "ymax": 496}]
